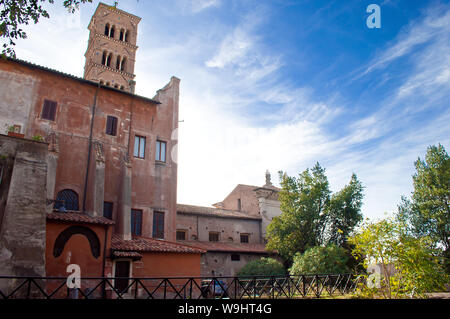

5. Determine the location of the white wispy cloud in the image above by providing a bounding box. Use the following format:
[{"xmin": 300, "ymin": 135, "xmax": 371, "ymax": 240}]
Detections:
[
  {"xmin": 7, "ymin": 0, "xmax": 449, "ymax": 222},
  {"xmin": 363, "ymin": 4, "xmax": 450, "ymax": 76},
  {"xmin": 177, "ymin": 0, "xmax": 221, "ymax": 13}
]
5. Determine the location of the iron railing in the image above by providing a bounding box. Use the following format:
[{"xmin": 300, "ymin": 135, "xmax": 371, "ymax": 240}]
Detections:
[{"xmin": 0, "ymin": 274, "xmax": 363, "ymax": 299}]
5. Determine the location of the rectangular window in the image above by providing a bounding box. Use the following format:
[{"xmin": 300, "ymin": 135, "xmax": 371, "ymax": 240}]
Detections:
[
  {"xmin": 106, "ymin": 116, "xmax": 118, "ymax": 136},
  {"xmin": 103, "ymin": 202, "xmax": 113, "ymax": 220},
  {"xmin": 231, "ymin": 254, "xmax": 240, "ymax": 261},
  {"xmin": 41, "ymin": 99, "xmax": 57, "ymax": 121},
  {"xmin": 131, "ymin": 209, "xmax": 143, "ymax": 236},
  {"xmin": 240, "ymin": 234, "xmax": 249, "ymax": 243},
  {"xmin": 176, "ymin": 230, "xmax": 187, "ymax": 241},
  {"xmin": 153, "ymin": 211, "xmax": 164, "ymax": 239},
  {"xmin": 209, "ymin": 232, "xmax": 220, "ymax": 242},
  {"xmin": 155, "ymin": 140, "xmax": 166, "ymax": 162},
  {"xmin": 133, "ymin": 135, "xmax": 146, "ymax": 159}
]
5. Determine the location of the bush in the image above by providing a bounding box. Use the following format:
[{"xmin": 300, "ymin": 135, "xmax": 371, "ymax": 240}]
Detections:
[
  {"xmin": 237, "ymin": 257, "xmax": 286, "ymax": 277},
  {"xmin": 349, "ymin": 218, "xmax": 449, "ymax": 298},
  {"xmin": 289, "ymin": 245, "xmax": 350, "ymax": 275}
]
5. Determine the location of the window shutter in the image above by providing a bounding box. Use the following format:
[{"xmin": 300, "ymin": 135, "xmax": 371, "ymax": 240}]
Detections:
[
  {"xmin": 42, "ymin": 100, "xmax": 57, "ymax": 121},
  {"xmin": 112, "ymin": 117, "xmax": 117, "ymax": 135},
  {"xmin": 106, "ymin": 116, "xmax": 118, "ymax": 136},
  {"xmin": 49, "ymin": 101, "xmax": 57, "ymax": 120}
]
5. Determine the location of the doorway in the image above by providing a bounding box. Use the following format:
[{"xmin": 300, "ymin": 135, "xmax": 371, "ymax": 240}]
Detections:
[{"xmin": 114, "ymin": 260, "xmax": 131, "ymax": 293}]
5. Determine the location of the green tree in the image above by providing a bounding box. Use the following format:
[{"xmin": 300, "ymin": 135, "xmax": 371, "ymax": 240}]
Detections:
[
  {"xmin": 349, "ymin": 218, "xmax": 448, "ymax": 298},
  {"xmin": 237, "ymin": 257, "xmax": 286, "ymax": 277},
  {"xmin": 266, "ymin": 163, "xmax": 330, "ymax": 263},
  {"xmin": 266, "ymin": 163, "xmax": 364, "ymax": 265},
  {"xmin": 397, "ymin": 144, "xmax": 450, "ymax": 272},
  {"xmin": 289, "ymin": 245, "xmax": 350, "ymax": 275},
  {"xmin": 1, "ymin": 0, "xmax": 93, "ymax": 56},
  {"xmin": 325, "ymin": 173, "xmax": 364, "ymax": 246}
]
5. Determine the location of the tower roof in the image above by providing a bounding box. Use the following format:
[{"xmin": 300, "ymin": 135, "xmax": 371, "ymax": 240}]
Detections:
[{"xmin": 92, "ymin": 2, "xmax": 142, "ymax": 23}]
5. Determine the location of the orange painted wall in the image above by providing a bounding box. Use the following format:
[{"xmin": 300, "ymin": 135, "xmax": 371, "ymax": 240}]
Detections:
[
  {"xmin": 133, "ymin": 252, "xmax": 202, "ymax": 278},
  {"xmin": 46, "ymin": 222, "xmax": 112, "ymax": 278}
]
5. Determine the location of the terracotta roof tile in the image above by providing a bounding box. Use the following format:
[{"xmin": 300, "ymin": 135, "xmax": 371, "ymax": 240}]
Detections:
[
  {"xmin": 177, "ymin": 204, "xmax": 261, "ymax": 220},
  {"xmin": 111, "ymin": 234, "xmax": 206, "ymax": 254},
  {"xmin": 47, "ymin": 211, "xmax": 115, "ymax": 225},
  {"xmin": 178, "ymin": 241, "xmax": 270, "ymax": 254},
  {"xmin": 112, "ymin": 251, "xmax": 142, "ymax": 259}
]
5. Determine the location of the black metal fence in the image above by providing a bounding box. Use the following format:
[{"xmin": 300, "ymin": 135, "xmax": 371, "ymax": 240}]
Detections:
[{"xmin": 0, "ymin": 274, "xmax": 363, "ymax": 299}]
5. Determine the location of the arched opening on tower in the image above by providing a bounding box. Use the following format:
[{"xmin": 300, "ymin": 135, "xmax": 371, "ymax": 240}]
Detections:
[
  {"xmin": 125, "ymin": 30, "xmax": 129, "ymax": 43},
  {"xmin": 119, "ymin": 29, "xmax": 125, "ymax": 41},
  {"xmin": 116, "ymin": 55, "xmax": 121, "ymax": 69},
  {"xmin": 110, "ymin": 25, "xmax": 115, "ymax": 38},
  {"xmin": 106, "ymin": 53, "xmax": 113, "ymax": 67},
  {"xmin": 104, "ymin": 23, "xmax": 110, "ymax": 36},
  {"xmin": 101, "ymin": 51, "xmax": 107, "ymax": 65},
  {"xmin": 121, "ymin": 57, "xmax": 127, "ymax": 72}
]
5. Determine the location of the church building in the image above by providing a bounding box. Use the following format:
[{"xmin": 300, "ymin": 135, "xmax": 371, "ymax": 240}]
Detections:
[{"xmin": 0, "ymin": 2, "xmax": 204, "ymax": 297}]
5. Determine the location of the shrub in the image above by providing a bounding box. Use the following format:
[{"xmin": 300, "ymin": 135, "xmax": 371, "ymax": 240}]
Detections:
[
  {"xmin": 349, "ymin": 218, "xmax": 449, "ymax": 298},
  {"xmin": 237, "ymin": 257, "xmax": 286, "ymax": 277},
  {"xmin": 289, "ymin": 245, "xmax": 350, "ymax": 275}
]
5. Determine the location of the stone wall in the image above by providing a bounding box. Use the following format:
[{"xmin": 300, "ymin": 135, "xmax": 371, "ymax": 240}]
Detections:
[
  {"xmin": 201, "ymin": 252, "xmax": 267, "ymax": 277},
  {"xmin": 176, "ymin": 213, "xmax": 262, "ymax": 244},
  {"xmin": 0, "ymin": 135, "xmax": 48, "ymax": 295}
]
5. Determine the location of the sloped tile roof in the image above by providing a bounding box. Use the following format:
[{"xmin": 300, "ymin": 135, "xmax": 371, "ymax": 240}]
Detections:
[
  {"xmin": 4, "ymin": 58, "xmax": 160, "ymax": 105},
  {"xmin": 177, "ymin": 204, "xmax": 262, "ymax": 220},
  {"xmin": 47, "ymin": 211, "xmax": 115, "ymax": 225},
  {"xmin": 111, "ymin": 251, "xmax": 142, "ymax": 259},
  {"xmin": 111, "ymin": 234, "xmax": 206, "ymax": 254},
  {"xmin": 178, "ymin": 241, "xmax": 270, "ymax": 254}
]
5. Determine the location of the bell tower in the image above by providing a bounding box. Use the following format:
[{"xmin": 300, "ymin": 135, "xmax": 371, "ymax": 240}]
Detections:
[{"xmin": 83, "ymin": 2, "xmax": 141, "ymax": 92}]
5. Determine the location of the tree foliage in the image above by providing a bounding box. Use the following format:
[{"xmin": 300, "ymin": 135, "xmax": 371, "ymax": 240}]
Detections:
[
  {"xmin": 266, "ymin": 163, "xmax": 364, "ymax": 264},
  {"xmin": 397, "ymin": 144, "xmax": 449, "ymax": 251},
  {"xmin": 349, "ymin": 218, "xmax": 448, "ymax": 298},
  {"xmin": 289, "ymin": 245, "xmax": 350, "ymax": 275},
  {"xmin": 0, "ymin": 0, "xmax": 93, "ymax": 56},
  {"xmin": 325, "ymin": 173, "xmax": 364, "ymax": 246},
  {"xmin": 237, "ymin": 257, "xmax": 286, "ymax": 277}
]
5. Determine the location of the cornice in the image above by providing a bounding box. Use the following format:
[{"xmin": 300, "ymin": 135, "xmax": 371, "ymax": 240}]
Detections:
[
  {"xmin": 88, "ymin": 61, "xmax": 136, "ymax": 79},
  {"xmin": 93, "ymin": 32, "xmax": 138, "ymax": 50}
]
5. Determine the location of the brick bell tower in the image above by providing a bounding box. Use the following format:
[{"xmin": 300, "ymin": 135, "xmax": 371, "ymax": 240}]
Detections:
[{"xmin": 83, "ymin": 2, "xmax": 141, "ymax": 92}]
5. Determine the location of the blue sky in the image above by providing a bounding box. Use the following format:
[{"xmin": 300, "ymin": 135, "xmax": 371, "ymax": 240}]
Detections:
[{"xmin": 9, "ymin": 0, "xmax": 450, "ymax": 220}]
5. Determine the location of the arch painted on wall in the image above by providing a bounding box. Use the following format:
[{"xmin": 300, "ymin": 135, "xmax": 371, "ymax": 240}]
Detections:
[{"xmin": 53, "ymin": 225, "xmax": 101, "ymax": 259}]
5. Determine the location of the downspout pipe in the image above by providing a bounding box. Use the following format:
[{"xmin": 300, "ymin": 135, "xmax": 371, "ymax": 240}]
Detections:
[
  {"xmin": 82, "ymin": 82, "xmax": 101, "ymax": 213},
  {"xmin": 101, "ymin": 224, "xmax": 109, "ymax": 298}
]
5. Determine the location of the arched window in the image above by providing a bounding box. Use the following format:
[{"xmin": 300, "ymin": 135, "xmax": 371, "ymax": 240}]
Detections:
[
  {"xmin": 116, "ymin": 55, "xmax": 121, "ymax": 70},
  {"xmin": 124, "ymin": 30, "xmax": 129, "ymax": 43},
  {"xmin": 119, "ymin": 29, "xmax": 125, "ymax": 41},
  {"xmin": 101, "ymin": 51, "xmax": 107, "ymax": 65},
  {"xmin": 120, "ymin": 86, "xmax": 124, "ymax": 90},
  {"xmin": 106, "ymin": 82, "xmax": 110, "ymax": 87},
  {"xmin": 104, "ymin": 23, "xmax": 110, "ymax": 36},
  {"xmin": 114, "ymin": 84, "xmax": 119, "ymax": 89},
  {"xmin": 121, "ymin": 57, "xmax": 126, "ymax": 72},
  {"xmin": 54, "ymin": 189, "xmax": 79, "ymax": 211},
  {"xmin": 106, "ymin": 53, "xmax": 112, "ymax": 67},
  {"xmin": 99, "ymin": 80, "xmax": 104, "ymax": 86},
  {"xmin": 110, "ymin": 25, "xmax": 115, "ymax": 38}
]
